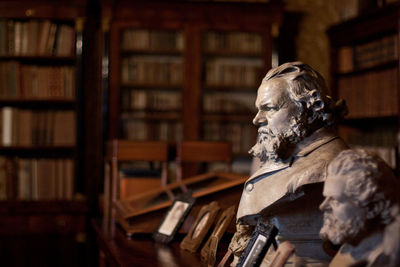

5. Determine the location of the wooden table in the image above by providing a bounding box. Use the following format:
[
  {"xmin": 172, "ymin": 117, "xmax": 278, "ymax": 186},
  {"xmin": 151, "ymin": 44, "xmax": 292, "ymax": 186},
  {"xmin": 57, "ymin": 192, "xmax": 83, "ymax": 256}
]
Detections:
[{"xmin": 92, "ymin": 219, "xmax": 233, "ymax": 267}]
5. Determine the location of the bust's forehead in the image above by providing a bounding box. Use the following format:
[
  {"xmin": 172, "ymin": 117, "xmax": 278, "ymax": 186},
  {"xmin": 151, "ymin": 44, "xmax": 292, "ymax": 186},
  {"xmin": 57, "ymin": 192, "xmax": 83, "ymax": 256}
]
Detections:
[
  {"xmin": 323, "ymin": 175, "xmax": 346, "ymax": 198},
  {"xmin": 257, "ymin": 78, "xmax": 290, "ymax": 104},
  {"xmin": 260, "ymin": 77, "xmax": 289, "ymax": 89},
  {"xmin": 258, "ymin": 78, "xmax": 290, "ymax": 96}
]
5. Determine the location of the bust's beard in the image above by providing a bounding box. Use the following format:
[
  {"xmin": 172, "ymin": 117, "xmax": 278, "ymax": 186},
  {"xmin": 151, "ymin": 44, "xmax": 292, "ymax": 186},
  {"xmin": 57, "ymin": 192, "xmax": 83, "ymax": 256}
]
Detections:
[
  {"xmin": 249, "ymin": 116, "xmax": 307, "ymax": 163},
  {"xmin": 319, "ymin": 212, "xmax": 365, "ymax": 245}
]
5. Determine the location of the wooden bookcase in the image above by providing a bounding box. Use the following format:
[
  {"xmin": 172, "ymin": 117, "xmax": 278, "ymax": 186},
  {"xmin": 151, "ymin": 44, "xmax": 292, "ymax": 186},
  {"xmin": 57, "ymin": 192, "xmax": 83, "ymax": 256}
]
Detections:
[
  {"xmin": 0, "ymin": 1, "xmax": 87, "ymax": 265},
  {"xmin": 328, "ymin": 4, "xmax": 400, "ymax": 170},
  {"xmin": 105, "ymin": 1, "xmax": 283, "ymax": 173}
]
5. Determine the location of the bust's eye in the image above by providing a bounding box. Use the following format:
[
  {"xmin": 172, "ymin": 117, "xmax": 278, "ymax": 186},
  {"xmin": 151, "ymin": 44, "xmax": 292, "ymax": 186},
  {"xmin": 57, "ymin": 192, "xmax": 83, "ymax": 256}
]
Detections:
[{"xmin": 261, "ymin": 105, "xmax": 276, "ymax": 112}]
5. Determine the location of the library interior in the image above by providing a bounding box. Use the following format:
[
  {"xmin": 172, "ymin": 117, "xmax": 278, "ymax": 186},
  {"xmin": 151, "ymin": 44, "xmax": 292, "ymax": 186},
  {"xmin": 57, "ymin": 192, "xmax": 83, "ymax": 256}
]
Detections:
[{"xmin": 0, "ymin": 0, "xmax": 399, "ymax": 266}]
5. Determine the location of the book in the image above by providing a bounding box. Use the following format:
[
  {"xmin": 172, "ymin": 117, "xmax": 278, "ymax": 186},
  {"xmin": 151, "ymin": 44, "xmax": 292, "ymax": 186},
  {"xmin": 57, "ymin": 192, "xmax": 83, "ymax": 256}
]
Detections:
[
  {"xmin": 2, "ymin": 107, "xmax": 13, "ymax": 146},
  {"xmin": 64, "ymin": 159, "xmax": 74, "ymax": 199},
  {"xmin": 14, "ymin": 21, "xmax": 22, "ymax": 55},
  {"xmin": 21, "ymin": 21, "xmax": 29, "ymax": 55},
  {"xmin": 46, "ymin": 23, "xmax": 57, "ymax": 55},
  {"xmin": 17, "ymin": 109, "xmax": 31, "ymax": 145},
  {"xmin": 27, "ymin": 20, "xmax": 39, "ymax": 55},
  {"xmin": 7, "ymin": 20, "xmax": 14, "ymax": 55},
  {"xmin": 38, "ymin": 20, "xmax": 51, "ymax": 55},
  {"xmin": 5, "ymin": 158, "xmax": 17, "ymax": 200},
  {"xmin": 18, "ymin": 159, "xmax": 31, "ymax": 200},
  {"xmin": 53, "ymin": 111, "xmax": 76, "ymax": 145},
  {"xmin": 0, "ymin": 157, "xmax": 6, "ymax": 200},
  {"xmin": 0, "ymin": 20, "xmax": 7, "ymax": 55}
]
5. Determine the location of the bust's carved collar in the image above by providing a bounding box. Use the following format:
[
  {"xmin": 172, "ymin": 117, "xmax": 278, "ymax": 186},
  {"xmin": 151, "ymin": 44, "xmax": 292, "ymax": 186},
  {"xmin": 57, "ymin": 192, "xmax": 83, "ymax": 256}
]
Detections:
[
  {"xmin": 249, "ymin": 128, "xmax": 338, "ymax": 182},
  {"xmin": 294, "ymin": 127, "xmax": 338, "ymax": 157}
]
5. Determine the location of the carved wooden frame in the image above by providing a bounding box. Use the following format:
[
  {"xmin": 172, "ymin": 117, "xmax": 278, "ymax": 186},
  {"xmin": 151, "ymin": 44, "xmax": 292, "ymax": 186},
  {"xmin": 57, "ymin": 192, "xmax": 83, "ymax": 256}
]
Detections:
[
  {"xmin": 200, "ymin": 205, "xmax": 236, "ymax": 263},
  {"xmin": 180, "ymin": 201, "xmax": 220, "ymax": 253},
  {"xmin": 237, "ymin": 221, "xmax": 279, "ymax": 267},
  {"xmin": 153, "ymin": 192, "xmax": 195, "ymax": 243}
]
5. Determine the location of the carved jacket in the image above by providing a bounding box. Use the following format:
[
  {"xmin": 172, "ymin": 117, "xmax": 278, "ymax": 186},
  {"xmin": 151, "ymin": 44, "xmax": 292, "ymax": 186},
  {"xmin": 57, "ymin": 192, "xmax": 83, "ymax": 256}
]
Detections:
[{"xmin": 236, "ymin": 128, "xmax": 348, "ymax": 261}]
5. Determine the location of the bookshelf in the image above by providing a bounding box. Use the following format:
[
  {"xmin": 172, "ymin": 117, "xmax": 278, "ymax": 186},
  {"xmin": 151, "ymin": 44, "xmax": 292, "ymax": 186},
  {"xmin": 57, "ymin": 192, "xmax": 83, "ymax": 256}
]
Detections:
[
  {"xmin": 119, "ymin": 28, "xmax": 184, "ymax": 141},
  {"xmin": 328, "ymin": 4, "xmax": 400, "ymax": 170},
  {"xmin": 0, "ymin": 1, "xmax": 87, "ymax": 265},
  {"xmin": 0, "ymin": 0, "xmax": 88, "ymax": 266},
  {"xmin": 202, "ymin": 30, "xmax": 263, "ymax": 156},
  {"xmin": 0, "ymin": 18, "xmax": 84, "ymax": 201},
  {"xmin": 106, "ymin": 1, "xmax": 283, "ymax": 173}
]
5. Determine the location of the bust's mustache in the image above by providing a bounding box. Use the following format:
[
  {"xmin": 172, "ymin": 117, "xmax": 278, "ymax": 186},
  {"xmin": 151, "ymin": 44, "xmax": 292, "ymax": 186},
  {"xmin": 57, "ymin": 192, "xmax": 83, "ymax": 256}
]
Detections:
[{"xmin": 250, "ymin": 116, "xmax": 307, "ymax": 162}]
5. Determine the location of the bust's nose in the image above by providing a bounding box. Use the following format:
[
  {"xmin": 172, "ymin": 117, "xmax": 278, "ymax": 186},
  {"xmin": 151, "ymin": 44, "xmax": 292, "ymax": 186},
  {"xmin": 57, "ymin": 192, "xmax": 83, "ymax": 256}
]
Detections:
[
  {"xmin": 319, "ymin": 197, "xmax": 330, "ymax": 211},
  {"xmin": 253, "ymin": 110, "xmax": 267, "ymax": 126}
]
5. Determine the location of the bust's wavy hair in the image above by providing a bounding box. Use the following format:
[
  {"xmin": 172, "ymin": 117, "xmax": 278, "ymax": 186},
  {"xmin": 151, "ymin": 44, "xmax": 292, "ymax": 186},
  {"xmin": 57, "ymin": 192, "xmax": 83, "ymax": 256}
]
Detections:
[
  {"xmin": 264, "ymin": 61, "xmax": 347, "ymax": 127},
  {"xmin": 328, "ymin": 149, "xmax": 399, "ymax": 225}
]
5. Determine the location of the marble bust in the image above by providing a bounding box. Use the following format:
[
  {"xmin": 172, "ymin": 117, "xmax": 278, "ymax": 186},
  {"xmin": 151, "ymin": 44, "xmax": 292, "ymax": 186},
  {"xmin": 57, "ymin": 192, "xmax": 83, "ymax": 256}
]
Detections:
[
  {"xmin": 320, "ymin": 149, "xmax": 400, "ymax": 267},
  {"xmin": 228, "ymin": 62, "xmax": 349, "ymax": 265}
]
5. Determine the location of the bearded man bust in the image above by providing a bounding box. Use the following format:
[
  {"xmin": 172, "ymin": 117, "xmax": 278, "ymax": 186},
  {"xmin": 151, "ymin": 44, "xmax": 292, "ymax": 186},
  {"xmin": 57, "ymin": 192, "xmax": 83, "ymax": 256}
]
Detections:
[
  {"xmin": 228, "ymin": 62, "xmax": 349, "ymax": 265},
  {"xmin": 320, "ymin": 149, "xmax": 400, "ymax": 267}
]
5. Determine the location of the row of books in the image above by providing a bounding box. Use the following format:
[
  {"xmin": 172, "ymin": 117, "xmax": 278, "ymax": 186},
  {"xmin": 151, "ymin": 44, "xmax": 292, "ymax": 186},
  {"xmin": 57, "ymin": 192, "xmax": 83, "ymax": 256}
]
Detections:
[
  {"xmin": 337, "ymin": 34, "xmax": 398, "ymax": 73},
  {"xmin": 0, "ymin": 157, "xmax": 75, "ymax": 200},
  {"xmin": 0, "ymin": 62, "xmax": 75, "ymax": 99},
  {"xmin": 122, "ymin": 120, "xmax": 183, "ymax": 141},
  {"xmin": 0, "ymin": 108, "xmax": 76, "ymax": 146},
  {"xmin": 121, "ymin": 29, "xmax": 184, "ymax": 51},
  {"xmin": 337, "ymin": 68, "xmax": 398, "ymax": 118},
  {"xmin": 204, "ymin": 58, "xmax": 263, "ymax": 87},
  {"xmin": 203, "ymin": 32, "xmax": 263, "ymax": 53},
  {"xmin": 203, "ymin": 121, "xmax": 256, "ymax": 155},
  {"xmin": 121, "ymin": 89, "xmax": 182, "ymax": 111},
  {"xmin": 203, "ymin": 92, "xmax": 256, "ymax": 113},
  {"xmin": 121, "ymin": 56, "xmax": 183, "ymax": 85},
  {"xmin": 0, "ymin": 20, "xmax": 75, "ymax": 56},
  {"xmin": 120, "ymin": 30, "xmax": 263, "ymax": 53}
]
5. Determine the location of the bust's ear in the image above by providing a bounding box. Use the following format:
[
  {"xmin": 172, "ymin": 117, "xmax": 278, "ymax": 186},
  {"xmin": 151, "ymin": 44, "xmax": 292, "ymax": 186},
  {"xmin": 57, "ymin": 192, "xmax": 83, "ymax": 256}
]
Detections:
[
  {"xmin": 366, "ymin": 199, "xmax": 387, "ymax": 220},
  {"xmin": 308, "ymin": 89, "xmax": 325, "ymax": 112}
]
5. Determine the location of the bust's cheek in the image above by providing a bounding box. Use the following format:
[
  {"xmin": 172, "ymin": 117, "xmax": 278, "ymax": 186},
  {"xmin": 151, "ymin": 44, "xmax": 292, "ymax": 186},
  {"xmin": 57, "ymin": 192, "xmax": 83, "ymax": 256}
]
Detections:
[{"xmin": 333, "ymin": 202, "xmax": 361, "ymax": 222}]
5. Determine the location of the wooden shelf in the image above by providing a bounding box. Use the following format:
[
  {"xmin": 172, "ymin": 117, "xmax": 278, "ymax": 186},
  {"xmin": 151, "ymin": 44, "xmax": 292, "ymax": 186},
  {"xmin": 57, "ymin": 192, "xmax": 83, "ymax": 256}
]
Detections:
[
  {"xmin": 0, "ymin": 99, "xmax": 76, "ymax": 108},
  {"xmin": 0, "ymin": 200, "xmax": 87, "ymax": 214},
  {"xmin": 0, "ymin": 145, "xmax": 76, "ymax": 157},
  {"xmin": 203, "ymin": 50, "xmax": 263, "ymax": 58},
  {"xmin": 202, "ymin": 113, "xmax": 254, "ymax": 121},
  {"xmin": 121, "ymin": 48, "xmax": 182, "ymax": 55},
  {"xmin": 0, "ymin": 55, "xmax": 76, "ymax": 64},
  {"xmin": 120, "ymin": 82, "xmax": 182, "ymax": 89},
  {"xmin": 121, "ymin": 111, "xmax": 182, "ymax": 121},
  {"xmin": 121, "ymin": 108, "xmax": 181, "ymax": 113},
  {"xmin": 203, "ymin": 84, "xmax": 258, "ymax": 91},
  {"xmin": 336, "ymin": 60, "xmax": 398, "ymax": 77},
  {"xmin": 0, "ymin": 4, "xmax": 88, "ymax": 266},
  {"xmin": 0, "ymin": 1, "xmax": 86, "ymax": 19}
]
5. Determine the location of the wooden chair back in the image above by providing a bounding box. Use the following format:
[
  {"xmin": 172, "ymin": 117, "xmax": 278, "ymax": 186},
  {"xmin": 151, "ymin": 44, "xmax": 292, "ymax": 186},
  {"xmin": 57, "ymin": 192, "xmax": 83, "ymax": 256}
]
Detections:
[
  {"xmin": 103, "ymin": 139, "xmax": 169, "ymax": 223},
  {"xmin": 176, "ymin": 141, "xmax": 232, "ymax": 182}
]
